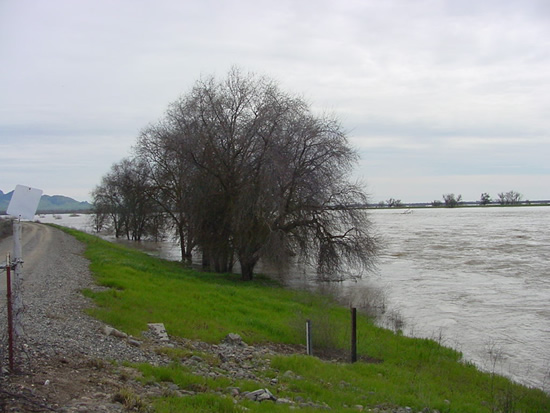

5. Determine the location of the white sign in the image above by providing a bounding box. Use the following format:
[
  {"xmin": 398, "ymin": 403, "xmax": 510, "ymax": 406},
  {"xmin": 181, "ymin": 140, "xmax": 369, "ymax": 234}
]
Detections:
[{"xmin": 7, "ymin": 185, "xmax": 43, "ymax": 220}]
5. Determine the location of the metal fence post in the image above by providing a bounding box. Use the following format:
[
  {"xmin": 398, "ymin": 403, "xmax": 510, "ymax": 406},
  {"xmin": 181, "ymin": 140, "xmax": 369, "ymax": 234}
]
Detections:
[
  {"xmin": 351, "ymin": 307, "xmax": 357, "ymax": 363},
  {"xmin": 306, "ymin": 319, "xmax": 312, "ymax": 356}
]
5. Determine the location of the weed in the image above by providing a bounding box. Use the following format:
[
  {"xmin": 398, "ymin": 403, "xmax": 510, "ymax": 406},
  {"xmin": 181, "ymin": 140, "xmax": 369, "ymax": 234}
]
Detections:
[
  {"xmin": 0, "ymin": 217, "xmax": 13, "ymax": 241},
  {"xmin": 496, "ymin": 383, "xmax": 521, "ymax": 413},
  {"xmin": 429, "ymin": 326, "xmax": 447, "ymax": 347},
  {"xmin": 155, "ymin": 346, "xmax": 194, "ymax": 361},
  {"xmin": 543, "ymin": 363, "xmax": 550, "ymax": 394},
  {"xmin": 119, "ymin": 371, "xmax": 130, "ymax": 382},
  {"xmin": 485, "ymin": 339, "xmax": 504, "ymax": 400},
  {"xmin": 290, "ymin": 307, "xmax": 344, "ymax": 356},
  {"xmin": 385, "ymin": 308, "xmax": 405, "ymax": 334},
  {"xmin": 86, "ymin": 358, "xmax": 107, "ymax": 370},
  {"xmin": 155, "ymin": 393, "xmax": 239, "ymax": 413},
  {"xmin": 347, "ymin": 283, "xmax": 388, "ymax": 321},
  {"xmin": 112, "ymin": 387, "xmax": 151, "ymax": 412}
]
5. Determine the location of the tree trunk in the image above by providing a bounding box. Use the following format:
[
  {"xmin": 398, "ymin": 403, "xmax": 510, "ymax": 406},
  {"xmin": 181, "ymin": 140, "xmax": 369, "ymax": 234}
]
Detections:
[
  {"xmin": 177, "ymin": 226, "xmax": 192, "ymax": 264},
  {"xmin": 240, "ymin": 262, "xmax": 254, "ymax": 281},
  {"xmin": 239, "ymin": 255, "xmax": 258, "ymax": 281},
  {"xmin": 201, "ymin": 249, "xmax": 210, "ymax": 269}
]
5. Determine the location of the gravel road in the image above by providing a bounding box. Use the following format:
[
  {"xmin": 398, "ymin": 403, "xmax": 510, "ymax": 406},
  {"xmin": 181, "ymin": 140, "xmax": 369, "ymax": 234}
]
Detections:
[
  {"xmin": 1, "ymin": 223, "xmax": 158, "ymax": 364},
  {"xmin": 0, "ymin": 223, "xmax": 164, "ymax": 411}
]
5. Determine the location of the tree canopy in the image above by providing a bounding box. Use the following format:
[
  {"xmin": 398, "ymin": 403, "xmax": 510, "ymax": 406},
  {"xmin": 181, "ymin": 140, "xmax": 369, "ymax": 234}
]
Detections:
[{"xmin": 93, "ymin": 68, "xmax": 378, "ymax": 281}]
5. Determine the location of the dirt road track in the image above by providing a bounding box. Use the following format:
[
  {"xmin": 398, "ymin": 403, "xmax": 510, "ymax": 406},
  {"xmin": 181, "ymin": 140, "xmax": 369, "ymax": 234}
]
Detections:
[
  {"xmin": 0, "ymin": 222, "xmax": 56, "ymax": 299},
  {"xmin": 0, "ymin": 222, "xmax": 57, "ymax": 298},
  {"xmin": 1, "ymin": 221, "xmax": 55, "ymax": 259}
]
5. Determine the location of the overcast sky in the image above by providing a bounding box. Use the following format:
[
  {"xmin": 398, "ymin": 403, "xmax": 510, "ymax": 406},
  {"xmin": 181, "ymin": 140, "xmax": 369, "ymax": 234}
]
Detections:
[{"xmin": 1, "ymin": 0, "xmax": 548, "ymax": 203}]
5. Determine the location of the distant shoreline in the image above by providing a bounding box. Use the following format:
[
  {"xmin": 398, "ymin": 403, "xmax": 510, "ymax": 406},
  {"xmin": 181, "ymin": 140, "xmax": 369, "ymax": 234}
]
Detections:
[
  {"xmin": 367, "ymin": 201, "xmax": 550, "ymax": 209},
  {"xmin": 0, "ymin": 208, "xmax": 93, "ymax": 216}
]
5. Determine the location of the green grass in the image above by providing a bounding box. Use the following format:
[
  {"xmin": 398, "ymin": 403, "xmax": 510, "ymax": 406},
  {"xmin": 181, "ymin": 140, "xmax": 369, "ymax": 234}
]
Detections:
[{"xmin": 61, "ymin": 227, "xmax": 550, "ymax": 412}]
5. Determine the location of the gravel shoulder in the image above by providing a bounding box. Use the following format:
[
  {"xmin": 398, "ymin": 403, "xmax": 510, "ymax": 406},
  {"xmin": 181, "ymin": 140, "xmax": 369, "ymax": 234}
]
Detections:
[{"xmin": 0, "ymin": 223, "xmax": 168, "ymax": 412}]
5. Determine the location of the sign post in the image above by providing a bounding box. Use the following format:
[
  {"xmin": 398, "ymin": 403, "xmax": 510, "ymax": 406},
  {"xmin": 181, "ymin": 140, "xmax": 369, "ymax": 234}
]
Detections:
[{"xmin": 5, "ymin": 185, "xmax": 42, "ymax": 371}]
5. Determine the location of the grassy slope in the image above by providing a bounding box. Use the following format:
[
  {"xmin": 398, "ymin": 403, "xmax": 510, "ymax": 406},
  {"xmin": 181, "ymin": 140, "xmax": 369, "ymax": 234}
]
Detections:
[{"xmin": 63, "ymin": 228, "xmax": 550, "ymax": 413}]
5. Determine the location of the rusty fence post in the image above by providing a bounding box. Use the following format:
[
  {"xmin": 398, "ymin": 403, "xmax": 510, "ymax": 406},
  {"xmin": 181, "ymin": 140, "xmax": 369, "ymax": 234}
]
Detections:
[
  {"xmin": 351, "ymin": 307, "xmax": 357, "ymax": 363},
  {"xmin": 306, "ymin": 319, "xmax": 312, "ymax": 356}
]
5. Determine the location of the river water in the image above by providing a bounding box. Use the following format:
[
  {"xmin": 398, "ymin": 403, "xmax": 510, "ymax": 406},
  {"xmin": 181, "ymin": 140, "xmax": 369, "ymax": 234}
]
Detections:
[
  {"xmin": 364, "ymin": 207, "xmax": 550, "ymax": 390},
  {"xmin": 37, "ymin": 207, "xmax": 550, "ymax": 390}
]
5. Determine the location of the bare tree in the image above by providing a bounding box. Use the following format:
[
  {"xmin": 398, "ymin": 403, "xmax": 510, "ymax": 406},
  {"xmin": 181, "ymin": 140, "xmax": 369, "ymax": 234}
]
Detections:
[
  {"xmin": 134, "ymin": 68, "xmax": 379, "ymax": 281},
  {"xmin": 136, "ymin": 123, "xmax": 199, "ymax": 262},
  {"xmin": 497, "ymin": 190, "xmax": 523, "ymax": 205},
  {"xmin": 480, "ymin": 192, "xmax": 491, "ymax": 205},
  {"xmin": 92, "ymin": 171, "xmax": 126, "ymax": 238},
  {"xmin": 442, "ymin": 193, "xmax": 462, "ymax": 208},
  {"xmin": 385, "ymin": 198, "xmax": 402, "ymax": 208},
  {"xmin": 92, "ymin": 158, "xmax": 161, "ymax": 241}
]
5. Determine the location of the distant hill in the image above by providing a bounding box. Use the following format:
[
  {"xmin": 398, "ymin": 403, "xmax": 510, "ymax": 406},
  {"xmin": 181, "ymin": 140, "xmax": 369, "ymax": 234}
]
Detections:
[{"xmin": 0, "ymin": 190, "xmax": 92, "ymax": 215}]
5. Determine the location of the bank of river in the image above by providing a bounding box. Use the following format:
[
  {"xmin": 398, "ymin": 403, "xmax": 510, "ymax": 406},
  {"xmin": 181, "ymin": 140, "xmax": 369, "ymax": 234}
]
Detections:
[{"xmin": 36, "ymin": 207, "xmax": 550, "ymax": 390}]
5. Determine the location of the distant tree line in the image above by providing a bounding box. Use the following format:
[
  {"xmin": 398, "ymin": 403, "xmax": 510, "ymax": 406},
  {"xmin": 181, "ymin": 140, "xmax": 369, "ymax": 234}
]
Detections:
[
  {"xmin": 442, "ymin": 193, "xmax": 462, "ymax": 208},
  {"xmin": 92, "ymin": 68, "xmax": 379, "ymax": 281},
  {"xmin": 496, "ymin": 190, "xmax": 523, "ymax": 205},
  {"xmin": 474, "ymin": 191, "xmax": 524, "ymax": 206},
  {"xmin": 376, "ymin": 190, "xmax": 527, "ymax": 208}
]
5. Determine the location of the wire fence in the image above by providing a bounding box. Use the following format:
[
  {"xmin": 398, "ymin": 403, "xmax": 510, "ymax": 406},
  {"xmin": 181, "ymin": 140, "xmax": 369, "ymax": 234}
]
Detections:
[{"xmin": 0, "ymin": 262, "xmax": 8, "ymax": 373}]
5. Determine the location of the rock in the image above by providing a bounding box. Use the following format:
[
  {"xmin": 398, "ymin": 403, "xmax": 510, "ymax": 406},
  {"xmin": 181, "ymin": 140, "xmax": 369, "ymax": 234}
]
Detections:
[
  {"xmin": 257, "ymin": 389, "xmax": 276, "ymax": 402},
  {"xmin": 224, "ymin": 333, "xmax": 247, "ymax": 346},
  {"xmin": 148, "ymin": 323, "xmax": 170, "ymax": 341},
  {"xmin": 127, "ymin": 338, "xmax": 142, "ymax": 347},
  {"xmin": 282, "ymin": 370, "xmax": 302, "ymax": 380},
  {"xmin": 101, "ymin": 324, "xmax": 128, "ymax": 338},
  {"xmin": 109, "ymin": 328, "xmax": 128, "ymax": 339},
  {"xmin": 167, "ymin": 383, "xmax": 180, "ymax": 391},
  {"xmin": 227, "ymin": 387, "xmax": 240, "ymax": 397},
  {"xmin": 300, "ymin": 401, "xmax": 331, "ymax": 410},
  {"xmin": 243, "ymin": 388, "xmax": 276, "ymax": 402}
]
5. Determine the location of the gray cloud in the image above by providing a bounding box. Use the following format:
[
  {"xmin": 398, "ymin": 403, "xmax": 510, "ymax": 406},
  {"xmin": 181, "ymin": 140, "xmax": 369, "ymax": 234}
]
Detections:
[{"xmin": 0, "ymin": 0, "xmax": 548, "ymax": 202}]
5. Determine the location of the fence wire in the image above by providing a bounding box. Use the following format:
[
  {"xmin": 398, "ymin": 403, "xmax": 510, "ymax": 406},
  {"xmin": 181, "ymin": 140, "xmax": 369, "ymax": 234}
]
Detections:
[{"xmin": 0, "ymin": 265, "xmax": 7, "ymax": 372}]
